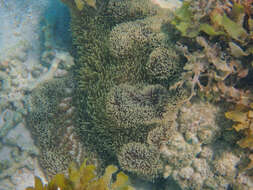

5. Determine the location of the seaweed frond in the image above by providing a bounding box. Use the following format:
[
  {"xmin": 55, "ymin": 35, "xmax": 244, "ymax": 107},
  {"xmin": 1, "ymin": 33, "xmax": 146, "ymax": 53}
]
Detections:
[
  {"xmin": 26, "ymin": 160, "xmax": 134, "ymax": 190},
  {"xmin": 225, "ymin": 103, "xmax": 253, "ymax": 149}
]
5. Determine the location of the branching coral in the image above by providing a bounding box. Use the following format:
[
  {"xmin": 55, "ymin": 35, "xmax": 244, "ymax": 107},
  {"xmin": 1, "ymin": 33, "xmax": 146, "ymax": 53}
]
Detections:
[{"xmin": 26, "ymin": 160, "xmax": 134, "ymax": 190}]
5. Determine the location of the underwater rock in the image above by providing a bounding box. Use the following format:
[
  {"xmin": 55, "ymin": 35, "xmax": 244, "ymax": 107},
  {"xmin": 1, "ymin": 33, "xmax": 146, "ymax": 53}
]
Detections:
[
  {"xmin": 0, "ymin": 109, "xmax": 22, "ymax": 139},
  {"xmin": 3, "ymin": 123, "xmax": 39, "ymax": 155},
  {"xmin": 10, "ymin": 159, "xmax": 46, "ymax": 190},
  {"xmin": 26, "ymin": 50, "xmax": 74, "ymax": 91}
]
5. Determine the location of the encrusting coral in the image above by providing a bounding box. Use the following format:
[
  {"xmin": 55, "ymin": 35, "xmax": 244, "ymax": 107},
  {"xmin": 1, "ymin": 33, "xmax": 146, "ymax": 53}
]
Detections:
[{"xmin": 26, "ymin": 160, "xmax": 134, "ymax": 190}]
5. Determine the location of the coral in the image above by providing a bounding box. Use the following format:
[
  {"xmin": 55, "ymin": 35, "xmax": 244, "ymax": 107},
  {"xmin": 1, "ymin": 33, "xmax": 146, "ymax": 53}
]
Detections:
[
  {"xmin": 117, "ymin": 142, "xmax": 163, "ymax": 181},
  {"xmin": 106, "ymin": 84, "xmax": 167, "ymax": 129},
  {"xmin": 150, "ymin": 99, "xmax": 253, "ymax": 190},
  {"xmin": 67, "ymin": 0, "xmax": 183, "ymax": 167},
  {"xmin": 26, "ymin": 160, "xmax": 134, "ymax": 190},
  {"xmin": 160, "ymin": 130, "xmax": 201, "ymax": 169},
  {"xmin": 76, "ymin": 84, "xmax": 168, "ymax": 161},
  {"xmin": 37, "ymin": 1, "xmax": 253, "ymax": 188},
  {"xmin": 106, "ymin": 0, "xmax": 159, "ymax": 24},
  {"xmin": 108, "ymin": 18, "xmax": 163, "ymax": 59},
  {"xmin": 147, "ymin": 124, "xmax": 171, "ymax": 149},
  {"xmin": 62, "ymin": 0, "xmax": 250, "ymax": 187},
  {"xmin": 39, "ymin": 148, "xmax": 72, "ymax": 178},
  {"xmin": 212, "ymin": 151, "xmax": 240, "ymax": 180},
  {"xmin": 26, "ymin": 75, "xmax": 93, "ymax": 177},
  {"xmin": 145, "ymin": 46, "xmax": 182, "ymax": 83},
  {"xmin": 178, "ymin": 101, "xmax": 221, "ymax": 144}
]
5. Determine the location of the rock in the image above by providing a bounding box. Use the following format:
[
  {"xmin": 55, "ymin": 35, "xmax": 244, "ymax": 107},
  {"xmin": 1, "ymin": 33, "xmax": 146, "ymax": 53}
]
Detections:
[
  {"xmin": 10, "ymin": 158, "xmax": 47, "ymax": 190},
  {"xmin": 31, "ymin": 69, "xmax": 41, "ymax": 78},
  {"xmin": 3, "ymin": 123, "xmax": 39, "ymax": 155}
]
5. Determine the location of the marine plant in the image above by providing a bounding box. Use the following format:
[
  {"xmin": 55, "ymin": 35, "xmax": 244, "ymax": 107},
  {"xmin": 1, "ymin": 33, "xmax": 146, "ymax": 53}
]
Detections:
[
  {"xmin": 26, "ymin": 160, "xmax": 134, "ymax": 190},
  {"xmin": 225, "ymin": 103, "xmax": 253, "ymax": 148},
  {"xmin": 225, "ymin": 103, "xmax": 253, "ymax": 170},
  {"xmin": 167, "ymin": 0, "xmax": 253, "ymax": 177},
  {"xmin": 169, "ymin": 0, "xmax": 253, "ymax": 105}
]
